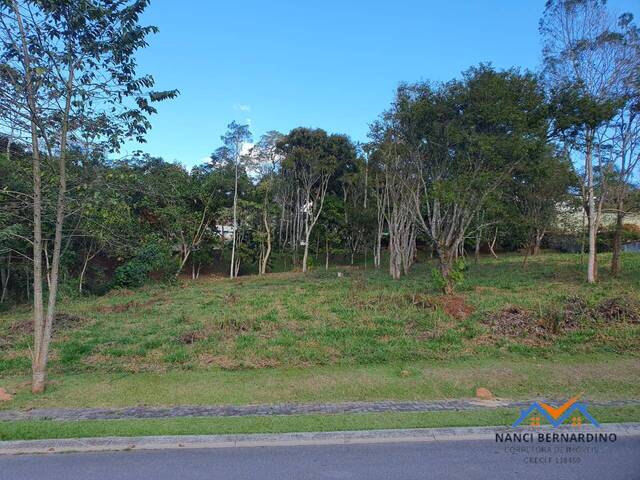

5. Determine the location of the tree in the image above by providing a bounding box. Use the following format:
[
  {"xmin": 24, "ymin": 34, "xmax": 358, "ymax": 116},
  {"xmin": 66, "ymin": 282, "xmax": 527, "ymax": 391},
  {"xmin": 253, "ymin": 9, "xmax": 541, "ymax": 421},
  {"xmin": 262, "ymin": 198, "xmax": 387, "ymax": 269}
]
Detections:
[
  {"xmin": 368, "ymin": 121, "xmax": 418, "ymax": 280},
  {"xmin": 212, "ymin": 121, "xmax": 251, "ymax": 279},
  {"xmin": 0, "ymin": 0, "xmax": 177, "ymax": 393},
  {"xmin": 380, "ymin": 67, "xmax": 548, "ymax": 293},
  {"xmin": 609, "ymin": 14, "xmax": 640, "ymax": 275},
  {"xmin": 540, "ymin": 0, "xmax": 635, "ymax": 282},
  {"xmin": 252, "ymin": 131, "xmax": 283, "ymax": 275},
  {"xmin": 278, "ymin": 128, "xmax": 353, "ymax": 273},
  {"xmin": 510, "ymin": 149, "xmax": 577, "ymax": 264}
]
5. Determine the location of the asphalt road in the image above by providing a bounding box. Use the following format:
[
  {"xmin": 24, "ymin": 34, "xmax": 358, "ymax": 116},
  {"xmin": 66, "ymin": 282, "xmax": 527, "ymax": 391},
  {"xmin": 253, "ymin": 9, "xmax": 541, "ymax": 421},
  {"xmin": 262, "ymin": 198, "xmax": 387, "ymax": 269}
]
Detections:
[{"xmin": 1, "ymin": 438, "xmax": 639, "ymax": 480}]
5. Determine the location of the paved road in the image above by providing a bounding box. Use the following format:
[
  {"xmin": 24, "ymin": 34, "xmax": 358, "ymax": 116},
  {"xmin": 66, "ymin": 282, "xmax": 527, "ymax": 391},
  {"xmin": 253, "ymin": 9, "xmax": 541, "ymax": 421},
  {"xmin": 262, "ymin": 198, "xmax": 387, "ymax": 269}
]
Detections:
[{"xmin": 1, "ymin": 438, "xmax": 639, "ymax": 480}]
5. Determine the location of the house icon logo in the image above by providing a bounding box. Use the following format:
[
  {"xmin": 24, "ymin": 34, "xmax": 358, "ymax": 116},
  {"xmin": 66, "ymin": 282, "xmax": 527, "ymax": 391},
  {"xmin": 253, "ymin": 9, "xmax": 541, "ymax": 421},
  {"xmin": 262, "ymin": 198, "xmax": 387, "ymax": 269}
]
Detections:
[{"xmin": 512, "ymin": 395, "xmax": 600, "ymax": 428}]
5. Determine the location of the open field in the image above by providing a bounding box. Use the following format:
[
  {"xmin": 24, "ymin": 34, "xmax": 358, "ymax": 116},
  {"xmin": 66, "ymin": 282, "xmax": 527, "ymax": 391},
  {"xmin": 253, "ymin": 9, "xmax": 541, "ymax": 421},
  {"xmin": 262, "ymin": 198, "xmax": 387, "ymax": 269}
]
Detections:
[
  {"xmin": 2, "ymin": 253, "xmax": 639, "ymax": 374},
  {"xmin": 1, "ymin": 253, "xmax": 639, "ymax": 412}
]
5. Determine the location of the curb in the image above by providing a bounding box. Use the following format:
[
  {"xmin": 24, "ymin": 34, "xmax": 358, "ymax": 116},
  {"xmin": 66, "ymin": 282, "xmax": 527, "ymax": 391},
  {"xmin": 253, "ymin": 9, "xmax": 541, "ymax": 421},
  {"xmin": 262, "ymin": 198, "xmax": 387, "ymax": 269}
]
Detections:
[{"xmin": 1, "ymin": 423, "xmax": 639, "ymax": 455}]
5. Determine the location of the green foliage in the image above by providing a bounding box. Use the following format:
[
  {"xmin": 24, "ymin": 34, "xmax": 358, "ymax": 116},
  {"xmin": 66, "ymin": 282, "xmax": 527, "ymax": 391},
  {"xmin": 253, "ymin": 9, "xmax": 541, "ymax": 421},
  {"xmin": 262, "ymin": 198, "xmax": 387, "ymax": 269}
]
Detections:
[
  {"xmin": 114, "ymin": 242, "xmax": 174, "ymax": 288},
  {"xmin": 431, "ymin": 258, "xmax": 466, "ymax": 292}
]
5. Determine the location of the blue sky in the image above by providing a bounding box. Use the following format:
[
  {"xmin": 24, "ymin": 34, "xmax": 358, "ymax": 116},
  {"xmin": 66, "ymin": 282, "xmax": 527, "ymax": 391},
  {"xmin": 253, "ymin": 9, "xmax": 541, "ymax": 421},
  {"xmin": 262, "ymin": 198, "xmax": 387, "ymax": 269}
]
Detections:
[{"xmin": 123, "ymin": 0, "xmax": 639, "ymax": 167}]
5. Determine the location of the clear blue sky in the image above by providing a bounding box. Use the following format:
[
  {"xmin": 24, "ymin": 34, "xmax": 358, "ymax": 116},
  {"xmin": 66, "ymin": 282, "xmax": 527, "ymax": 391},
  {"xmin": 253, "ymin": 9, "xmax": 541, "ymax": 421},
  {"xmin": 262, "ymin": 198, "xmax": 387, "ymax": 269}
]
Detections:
[{"xmin": 123, "ymin": 0, "xmax": 639, "ymax": 167}]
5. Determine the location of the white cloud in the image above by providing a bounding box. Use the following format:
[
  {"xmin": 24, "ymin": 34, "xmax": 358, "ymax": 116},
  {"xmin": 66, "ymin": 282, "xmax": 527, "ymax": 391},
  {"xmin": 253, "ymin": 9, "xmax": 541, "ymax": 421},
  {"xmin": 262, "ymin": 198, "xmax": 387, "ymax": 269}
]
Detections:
[{"xmin": 233, "ymin": 103, "xmax": 251, "ymax": 112}]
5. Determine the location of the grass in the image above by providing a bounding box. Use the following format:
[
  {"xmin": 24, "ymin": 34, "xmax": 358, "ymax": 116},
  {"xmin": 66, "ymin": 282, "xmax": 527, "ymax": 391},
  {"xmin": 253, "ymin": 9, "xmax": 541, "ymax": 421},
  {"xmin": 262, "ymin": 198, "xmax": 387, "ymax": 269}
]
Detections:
[
  {"xmin": 1, "ymin": 252, "xmax": 638, "ymax": 376},
  {"xmin": 1, "ymin": 355, "xmax": 639, "ymax": 411},
  {"xmin": 1, "ymin": 406, "xmax": 639, "ymax": 441},
  {"xmin": 0, "ymin": 252, "xmax": 639, "ymax": 436}
]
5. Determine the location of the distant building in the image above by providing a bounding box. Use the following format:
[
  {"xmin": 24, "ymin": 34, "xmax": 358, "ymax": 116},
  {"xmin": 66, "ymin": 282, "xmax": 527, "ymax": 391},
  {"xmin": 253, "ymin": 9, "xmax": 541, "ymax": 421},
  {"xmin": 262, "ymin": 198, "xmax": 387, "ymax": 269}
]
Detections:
[
  {"xmin": 552, "ymin": 200, "xmax": 640, "ymax": 253},
  {"xmin": 216, "ymin": 224, "xmax": 235, "ymax": 241}
]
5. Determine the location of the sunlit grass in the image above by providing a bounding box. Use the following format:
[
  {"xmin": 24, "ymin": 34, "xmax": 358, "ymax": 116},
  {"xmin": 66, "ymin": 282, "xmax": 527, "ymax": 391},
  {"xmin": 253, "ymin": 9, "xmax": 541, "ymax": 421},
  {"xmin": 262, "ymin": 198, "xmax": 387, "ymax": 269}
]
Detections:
[{"xmin": 1, "ymin": 252, "xmax": 638, "ymax": 375}]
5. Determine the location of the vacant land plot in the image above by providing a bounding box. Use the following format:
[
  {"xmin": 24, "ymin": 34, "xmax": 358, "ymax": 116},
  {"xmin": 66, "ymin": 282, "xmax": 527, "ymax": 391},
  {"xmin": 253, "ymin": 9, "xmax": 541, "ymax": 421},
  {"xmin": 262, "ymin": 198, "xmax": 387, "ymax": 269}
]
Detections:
[{"xmin": 1, "ymin": 253, "xmax": 639, "ymax": 412}]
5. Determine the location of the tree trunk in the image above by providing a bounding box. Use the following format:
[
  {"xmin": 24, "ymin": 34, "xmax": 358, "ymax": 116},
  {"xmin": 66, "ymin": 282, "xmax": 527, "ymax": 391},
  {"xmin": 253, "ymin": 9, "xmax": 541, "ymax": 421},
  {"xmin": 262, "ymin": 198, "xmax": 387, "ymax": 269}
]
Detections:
[
  {"xmin": 325, "ymin": 236, "xmax": 329, "ymax": 270},
  {"xmin": 176, "ymin": 245, "xmax": 191, "ymax": 278},
  {"xmin": 522, "ymin": 243, "xmax": 531, "ymax": 268},
  {"xmin": 489, "ymin": 228, "xmax": 498, "ymax": 259},
  {"xmin": 585, "ymin": 137, "xmax": 597, "ymax": 283},
  {"xmin": 474, "ymin": 228, "xmax": 481, "ymax": 263},
  {"xmin": 230, "ymin": 163, "xmax": 239, "ymax": 279},
  {"xmin": 260, "ymin": 207, "xmax": 271, "ymax": 275},
  {"xmin": 610, "ymin": 206, "xmax": 624, "ymax": 277},
  {"xmin": 533, "ymin": 229, "xmax": 545, "ymax": 256},
  {"xmin": 234, "ymin": 256, "xmax": 241, "ymax": 277},
  {"xmin": 438, "ymin": 248, "xmax": 454, "ymax": 295},
  {"xmin": 302, "ymin": 231, "xmax": 310, "ymax": 273},
  {"xmin": 78, "ymin": 250, "xmax": 90, "ymax": 294},
  {"xmin": 0, "ymin": 253, "xmax": 10, "ymax": 304},
  {"xmin": 28, "ymin": 111, "xmax": 45, "ymax": 392}
]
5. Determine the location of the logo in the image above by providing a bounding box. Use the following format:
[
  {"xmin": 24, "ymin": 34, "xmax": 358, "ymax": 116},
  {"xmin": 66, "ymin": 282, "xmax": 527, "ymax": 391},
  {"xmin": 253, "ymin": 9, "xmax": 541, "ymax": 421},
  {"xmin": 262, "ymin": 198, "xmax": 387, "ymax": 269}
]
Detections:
[{"xmin": 512, "ymin": 395, "xmax": 600, "ymax": 428}]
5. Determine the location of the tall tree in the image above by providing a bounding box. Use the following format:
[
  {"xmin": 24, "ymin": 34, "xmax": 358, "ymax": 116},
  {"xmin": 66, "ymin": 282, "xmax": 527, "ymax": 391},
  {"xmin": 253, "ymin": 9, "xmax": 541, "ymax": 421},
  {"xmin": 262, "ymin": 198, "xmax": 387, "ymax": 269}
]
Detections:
[
  {"xmin": 384, "ymin": 66, "xmax": 548, "ymax": 293},
  {"xmin": 277, "ymin": 128, "xmax": 352, "ymax": 273},
  {"xmin": 0, "ymin": 0, "xmax": 177, "ymax": 393},
  {"xmin": 609, "ymin": 13, "xmax": 640, "ymax": 275},
  {"xmin": 252, "ymin": 131, "xmax": 283, "ymax": 275},
  {"xmin": 540, "ymin": 0, "xmax": 635, "ymax": 282},
  {"xmin": 212, "ymin": 121, "xmax": 251, "ymax": 279},
  {"xmin": 368, "ymin": 122, "xmax": 418, "ymax": 280}
]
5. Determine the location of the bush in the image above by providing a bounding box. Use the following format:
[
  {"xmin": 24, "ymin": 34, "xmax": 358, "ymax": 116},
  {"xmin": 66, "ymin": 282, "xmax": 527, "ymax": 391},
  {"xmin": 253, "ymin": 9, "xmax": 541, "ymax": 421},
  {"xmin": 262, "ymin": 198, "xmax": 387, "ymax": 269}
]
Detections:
[
  {"xmin": 114, "ymin": 242, "xmax": 174, "ymax": 288},
  {"xmin": 431, "ymin": 258, "xmax": 466, "ymax": 292}
]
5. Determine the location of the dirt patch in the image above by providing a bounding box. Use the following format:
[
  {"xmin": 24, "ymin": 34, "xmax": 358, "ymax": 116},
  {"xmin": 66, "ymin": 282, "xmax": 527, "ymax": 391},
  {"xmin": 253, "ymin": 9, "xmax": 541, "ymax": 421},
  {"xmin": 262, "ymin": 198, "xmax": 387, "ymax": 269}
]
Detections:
[
  {"xmin": 597, "ymin": 297, "xmax": 640, "ymax": 324},
  {"xmin": 408, "ymin": 294, "xmax": 475, "ymax": 320},
  {"xmin": 9, "ymin": 319, "xmax": 31, "ymax": 336},
  {"xmin": 95, "ymin": 296, "xmax": 160, "ymax": 313},
  {"xmin": 53, "ymin": 313, "xmax": 87, "ymax": 332},
  {"xmin": 485, "ymin": 296, "xmax": 639, "ymax": 340},
  {"xmin": 484, "ymin": 305, "xmax": 548, "ymax": 338},
  {"xmin": 179, "ymin": 329, "xmax": 207, "ymax": 344},
  {"xmin": 8, "ymin": 312, "xmax": 87, "ymax": 337},
  {"xmin": 549, "ymin": 296, "xmax": 639, "ymax": 330}
]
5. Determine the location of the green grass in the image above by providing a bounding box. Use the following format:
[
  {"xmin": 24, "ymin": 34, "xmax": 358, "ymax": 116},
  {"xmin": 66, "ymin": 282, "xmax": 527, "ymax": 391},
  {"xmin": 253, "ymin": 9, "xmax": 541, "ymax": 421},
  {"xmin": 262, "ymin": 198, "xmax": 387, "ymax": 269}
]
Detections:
[
  {"xmin": 0, "ymin": 252, "xmax": 639, "ymax": 420},
  {"xmin": 1, "ymin": 252, "xmax": 638, "ymax": 376},
  {"xmin": 2, "ymin": 406, "xmax": 639, "ymax": 441},
  {"xmin": 2, "ymin": 355, "xmax": 639, "ymax": 411}
]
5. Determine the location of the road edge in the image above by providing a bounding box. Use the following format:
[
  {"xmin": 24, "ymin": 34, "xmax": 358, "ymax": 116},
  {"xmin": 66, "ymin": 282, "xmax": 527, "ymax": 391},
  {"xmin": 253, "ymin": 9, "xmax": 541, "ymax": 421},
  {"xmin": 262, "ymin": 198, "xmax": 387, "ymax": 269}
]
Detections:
[{"xmin": 1, "ymin": 423, "xmax": 639, "ymax": 455}]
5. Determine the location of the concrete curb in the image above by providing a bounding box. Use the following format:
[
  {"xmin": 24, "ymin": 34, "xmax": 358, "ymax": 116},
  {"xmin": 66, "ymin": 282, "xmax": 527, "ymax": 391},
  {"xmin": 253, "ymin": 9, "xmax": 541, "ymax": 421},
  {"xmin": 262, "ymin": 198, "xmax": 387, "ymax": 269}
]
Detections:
[{"xmin": 2, "ymin": 423, "xmax": 639, "ymax": 455}]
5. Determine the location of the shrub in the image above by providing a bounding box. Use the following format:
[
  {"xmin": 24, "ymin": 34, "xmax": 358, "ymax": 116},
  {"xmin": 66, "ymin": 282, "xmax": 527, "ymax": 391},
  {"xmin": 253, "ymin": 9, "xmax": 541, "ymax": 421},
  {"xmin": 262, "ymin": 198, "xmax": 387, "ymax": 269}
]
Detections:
[
  {"xmin": 431, "ymin": 258, "xmax": 466, "ymax": 292},
  {"xmin": 114, "ymin": 242, "xmax": 174, "ymax": 288}
]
